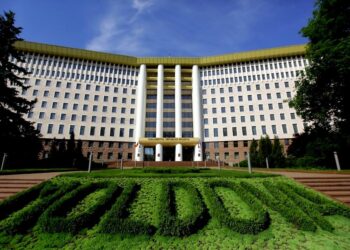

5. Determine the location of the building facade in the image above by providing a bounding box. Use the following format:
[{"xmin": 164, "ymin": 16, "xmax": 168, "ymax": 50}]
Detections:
[{"xmin": 13, "ymin": 41, "xmax": 307, "ymax": 164}]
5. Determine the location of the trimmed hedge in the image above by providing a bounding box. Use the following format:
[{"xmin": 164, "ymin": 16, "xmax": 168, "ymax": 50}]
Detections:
[
  {"xmin": 276, "ymin": 182, "xmax": 334, "ymax": 231},
  {"xmin": 142, "ymin": 168, "xmax": 202, "ymax": 174},
  {"xmin": 39, "ymin": 182, "xmax": 120, "ymax": 234},
  {"xmin": 158, "ymin": 181, "xmax": 209, "ymax": 237},
  {"xmin": 241, "ymin": 181, "xmax": 317, "ymax": 231},
  {"xmin": 0, "ymin": 181, "xmax": 80, "ymax": 234},
  {"xmin": 0, "ymin": 182, "xmax": 46, "ymax": 221},
  {"xmin": 204, "ymin": 180, "xmax": 269, "ymax": 234},
  {"xmin": 285, "ymin": 183, "xmax": 350, "ymax": 218},
  {"xmin": 99, "ymin": 183, "xmax": 156, "ymax": 235}
]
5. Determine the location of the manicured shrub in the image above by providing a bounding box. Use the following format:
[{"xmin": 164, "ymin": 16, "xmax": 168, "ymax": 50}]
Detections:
[
  {"xmin": 285, "ymin": 183, "xmax": 350, "ymax": 218},
  {"xmin": 276, "ymin": 182, "xmax": 334, "ymax": 231},
  {"xmin": 0, "ymin": 181, "xmax": 46, "ymax": 221},
  {"xmin": 99, "ymin": 182, "xmax": 156, "ymax": 235},
  {"xmin": 143, "ymin": 168, "xmax": 202, "ymax": 174},
  {"xmin": 0, "ymin": 181, "xmax": 80, "ymax": 234},
  {"xmin": 241, "ymin": 181, "xmax": 317, "ymax": 231},
  {"xmin": 158, "ymin": 181, "xmax": 209, "ymax": 237},
  {"xmin": 39, "ymin": 182, "xmax": 120, "ymax": 234},
  {"xmin": 203, "ymin": 180, "xmax": 269, "ymax": 234}
]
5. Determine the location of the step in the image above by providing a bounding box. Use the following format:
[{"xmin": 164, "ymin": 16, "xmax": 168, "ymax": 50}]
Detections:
[
  {"xmin": 0, "ymin": 179, "xmax": 46, "ymax": 182},
  {"xmin": 0, "ymin": 188, "xmax": 26, "ymax": 193},
  {"xmin": 303, "ymin": 182, "xmax": 350, "ymax": 187},
  {"xmin": 322, "ymin": 191, "xmax": 350, "ymax": 197},
  {"xmin": 295, "ymin": 176, "xmax": 350, "ymax": 180},
  {"xmin": 0, "ymin": 184, "xmax": 36, "ymax": 188},
  {"xmin": 334, "ymin": 196, "xmax": 350, "ymax": 203},
  {"xmin": 0, "ymin": 180, "xmax": 42, "ymax": 185},
  {"xmin": 296, "ymin": 179, "xmax": 350, "ymax": 183},
  {"xmin": 313, "ymin": 186, "xmax": 350, "ymax": 191}
]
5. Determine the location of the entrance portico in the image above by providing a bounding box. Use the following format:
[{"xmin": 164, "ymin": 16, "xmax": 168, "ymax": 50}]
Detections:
[{"xmin": 134, "ymin": 64, "xmax": 203, "ymax": 162}]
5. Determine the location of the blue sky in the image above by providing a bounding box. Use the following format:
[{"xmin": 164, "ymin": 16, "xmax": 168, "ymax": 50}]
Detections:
[{"xmin": 2, "ymin": 0, "xmax": 315, "ymax": 57}]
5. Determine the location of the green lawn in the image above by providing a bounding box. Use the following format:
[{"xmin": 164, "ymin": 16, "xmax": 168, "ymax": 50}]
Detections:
[{"xmin": 1, "ymin": 168, "xmax": 350, "ymax": 249}]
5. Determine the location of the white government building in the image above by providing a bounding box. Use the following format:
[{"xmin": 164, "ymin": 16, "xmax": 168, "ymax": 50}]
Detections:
[{"xmin": 13, "ymin": 41, "xmax": 307, "ymax": 164}]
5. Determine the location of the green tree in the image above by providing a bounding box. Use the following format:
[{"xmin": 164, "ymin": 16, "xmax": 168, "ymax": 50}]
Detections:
[
  {"xmin": 249, "ymin": 139, "xmax": 259, "ymax": 167},
  {"xmin": 290, "ymin": 0, "xmax": 350, "ymax": 134},
  {"xmin": 258, "ymin": 136, "xmax": 272, "ymax": 168},
  {"xmin": 0, "ymin": 11, "xmax": 41, "ymax": 166},
  {"xmin": 270, "ymin": 137, "xmax": 285, "ymax": 168}
]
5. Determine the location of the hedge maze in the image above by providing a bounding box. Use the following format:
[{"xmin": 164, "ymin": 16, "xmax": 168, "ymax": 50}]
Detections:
[{"xmin": 1, "ymin": 178, "xmax": 350, "ymax": 237}]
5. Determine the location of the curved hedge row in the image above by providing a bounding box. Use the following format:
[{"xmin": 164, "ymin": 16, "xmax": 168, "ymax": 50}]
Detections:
[
  {"xmin": 276, "ymin": 182, "xmax": 334, "ymax": 231},
  {"xmin": 158, "ymin": 181, "xmax": 209, "ymax": 237},
  {"xmin": 0, "ymin": 181, "xmax": 80, "ymax": 234},
  {"xmin": 204, "ymin": 181, "xmax": 269, "ymax": 234},
  {"xmin": 39, "ymin": 182, "xmax": 121, "ymax": 234},
  {"xmin": 99, "ymin": 183, "xmax": 156, "ymax": 235},
  {"xmin": 284, "ymin": 183, "xmax": 350, "ymax": 218},
  {"xmin": 241, "ymin": 181, "xmax": 317, "ymax": 231}
]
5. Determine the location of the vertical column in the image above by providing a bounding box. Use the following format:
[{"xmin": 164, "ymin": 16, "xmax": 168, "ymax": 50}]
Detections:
[
  {"xmin": 134, "ymin": 64, "xmax": 147, "ymax": 161},
  {"xmin": 192, "ymin": 65, "xmax": 203, "ymax": 161},
  {"xmin": 155, "ymin": 65, "xmax": 164, "ymax": 161},
  {"xmin": 175, "ymin": 65, "xmax": 183, "ymax": 161}
]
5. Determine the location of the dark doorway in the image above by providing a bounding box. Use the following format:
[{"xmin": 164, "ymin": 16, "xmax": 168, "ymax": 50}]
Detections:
[
  {"xmin": 144, "ymin": 147, "xmax": 155, "ymax": 161},
  {"xmin": 163, "ymin": 146, "xmax": 175, "ymax": 161},
  {"xmin": 183, "ymin": 146, "xmax": 194, "ymax": 161}
]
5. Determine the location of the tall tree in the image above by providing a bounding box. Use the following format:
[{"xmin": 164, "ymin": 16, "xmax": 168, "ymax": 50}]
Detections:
[
  {"xmin": 290, "ymin": 0, "xmax": 350, "ymax": 134},
  {"xmin": 0, "ymin": 11, "xmax": 41, "ymax": 165},
  {"xmin": 249, "ymin": 139, "xmax": 259, "ymax": 167},
  {"xmin": 270, "ymin": 137, "xmax": 285, "ymax": 168},
  {"xmin": 258, "ymin": 136, "xmax": 272, "ymax": 167}
]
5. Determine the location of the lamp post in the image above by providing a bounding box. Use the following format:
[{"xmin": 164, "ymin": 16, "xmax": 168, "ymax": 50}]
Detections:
[
  {"xmin": 247, "ymin": 152, "xmax": 252, "ymax": 174},
  {"xmin": 266, "ymin": 157, "xmax": 269, "ymax": 169},
  {"xmin": 1, "ymin": 153, "xmax": 7, "ymax": 171},
  {"xmin": 334, "ymin": 151, "xmax": 341, "ymax": 171},
  {"xmin": 88, "ymin": 151, "xmax": 92, "ymax": 173}
]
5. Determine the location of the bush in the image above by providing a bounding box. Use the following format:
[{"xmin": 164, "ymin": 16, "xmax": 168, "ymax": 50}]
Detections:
[
  {"xmin": 241, "ymin": 181, "xmax": 317, "ymax": 231},
  {"xmin": 276, "ymin": 182, "xmax": 334, "ymax": 231},
  {"xmin": 39, "ymin": 182, "xmax": 120, "ymax": 234},
  {"xmin": 285, "ymin": 183, "xmax": 350, "ymax": 218},
  {"xmin": 203, "ymin": 180, "xmax": 269, "ymax": 234},
  {"xmin": 0, "ymin": 181, "xmax": 80, "ymax": 234},
  {"xmin": 142, "ymin": 168, "xmax": 202, "ymax": 174},
  {"xmin": 158, "ymin": 181, "xmax": 209, "ymax": 237},
  {"xmin": 99, "ymin": 183, "xmax": 155, "ymax": 235}
]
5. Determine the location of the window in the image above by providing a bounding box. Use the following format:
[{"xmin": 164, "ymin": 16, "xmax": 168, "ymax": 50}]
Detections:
[
  {"xmin": 272, "ymin": 125, "xmax": 277, "ymax": 134},
  {"xmin": 223, "ymin": 128, "xmax": 227, "ymax": 136},
  {"xmin": 262, "ymin": 125, "xmax": 267, "ymax": 134},
  {"xmin": 242, "ymin": 127, "xmax": 247, "ymax": 136},
  {"xmin": 232, "ymin": 127, "xmax": 237, "ymax": 136},
  {"xmin": 282, "ymin": 124, "xmax": 288, "ymax": 134},
  {"xmin": 100, "ymin": 127, "xmax": 105, "ymax": 136},
  {"xmin": 292, "ymin": 124, "xmax": 298, "ymax": 134},
  {"xmin": 47, "ymin": 124, "xmax": 53, "ymax": 134},
  {"xmin": 204, "ymin": 129, "xmax": 209, "ymax": 138},
  {"xmin": 80, "ymin": 126, "xmax": 85, "ymax": 135},
  {"xmin": 252, "ymin": 126, "xmax": 257, "ymax": 135},
  {"xmin": 119, "ymin": 128, "xmax": 124, "ymax": 137},
  {"xmin": 213, "ymin": 128, "xmax": 218, "ymax": 137},
  {"xmin": 90, "ymin": 126, "xmax": 95, "ymax": 136},
  {"xmin": 58, "ymin": 125, "xmax": 64, "ymax": 134}
]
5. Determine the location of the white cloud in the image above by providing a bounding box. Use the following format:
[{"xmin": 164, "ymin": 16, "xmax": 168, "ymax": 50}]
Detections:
[{"xmin": 86, "ymin": 0, "xmax": 155, "ymax": 55}]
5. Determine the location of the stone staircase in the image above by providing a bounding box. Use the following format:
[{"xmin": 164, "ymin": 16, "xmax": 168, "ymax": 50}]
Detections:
[
  {"xmin": 293, "ymin": 176, "xmax": 350, "ymax": 207},
  {"xmin": 0, "ymin": 178, "xmax": 45, "ymax": 201}
]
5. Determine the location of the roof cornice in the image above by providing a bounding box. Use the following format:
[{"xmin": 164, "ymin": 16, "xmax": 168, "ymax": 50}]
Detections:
[{"xmin": 14, "ymin": 41, "xmax": 306, "ymax": 67}]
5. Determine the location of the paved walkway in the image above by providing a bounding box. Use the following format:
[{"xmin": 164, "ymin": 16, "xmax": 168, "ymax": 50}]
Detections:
[{"xmin": 0, "ymin": 172, "xmax": 62, "ymax": 201}]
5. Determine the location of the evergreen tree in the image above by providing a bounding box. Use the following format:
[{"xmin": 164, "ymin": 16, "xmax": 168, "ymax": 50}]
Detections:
[
  {"xmin": 271, "ymin": 137, "xmax": 285, "ymax": 168},
  {"xmin": 258, "ymin": 136, "xmax": 272, "ymax": 167},
  {"xmin": 0, "ymin": 11, "xmax": 41, "ymax": 165},
  {"xmin": 49, "ymin": 138, "xmax": 58, "ymax": 159},
  {"xmin": 249, "ymin": 139, "xmax": 259, "ymax": 167}
]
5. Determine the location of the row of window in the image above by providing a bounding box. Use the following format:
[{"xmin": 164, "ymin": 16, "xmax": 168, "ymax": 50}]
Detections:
[
  {"xmin": 38, "ymin": 123, "xmax": 134, "ymax": 138},
  {"xmin": 146, "ymin": 103, "xmax": 192, "ymax": 109},
  {"xmin": 144, "ymin": 131, "xmax": 193, "ymax": 138},
  {"xmin": 16, "ymin": 53, "xmax": 138, "ymax": 76},
  {"xmin": 29, "ymin": 112, "xmax": 134, "ymax": 124},
  {"xmin": 203, "ymin": 92, "xmax": 292, "ymax": 105},
  {"xmin": 25, "ymin": 79, "xmax": 136, "ymax": 95},
  {"xmin": 204, "ymin": 113, "xmax": 296, "ymax": 125},
  {"xmin": 146, "ymin": 112, "xmax": 193, "ymax": 118},
  {"xmin": 203, "ymin": 103, "xmax": 287, "ymax": 114},
  {"xmin": 202, "ymin": 82, "xmax": 291, "ymax": 95},
  {"xmin": 204, "ymin": 124, "xmax": 299, "ymax": 138},
  {"xmin": 200, "ymin": 56, "xmax": 307, "ymax": 76}
]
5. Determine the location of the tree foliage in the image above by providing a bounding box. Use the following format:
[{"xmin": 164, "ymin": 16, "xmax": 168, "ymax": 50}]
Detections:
[
  {"xmin": 0, "ymin": 11, "xmax": 41, "ymax": 166},
  {"xmin": 249, "ymin": 136, "xmax": 285, "ymax": 168},
  {"xmin": 290, "ymin": 0, "xmax": 350, "ymax": 133}
]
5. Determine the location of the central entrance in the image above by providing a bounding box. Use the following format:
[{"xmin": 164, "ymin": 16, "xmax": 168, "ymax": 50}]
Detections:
[{"xmin": 163, "ymin": 146, "xmax": 175, "ymax": 161}]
